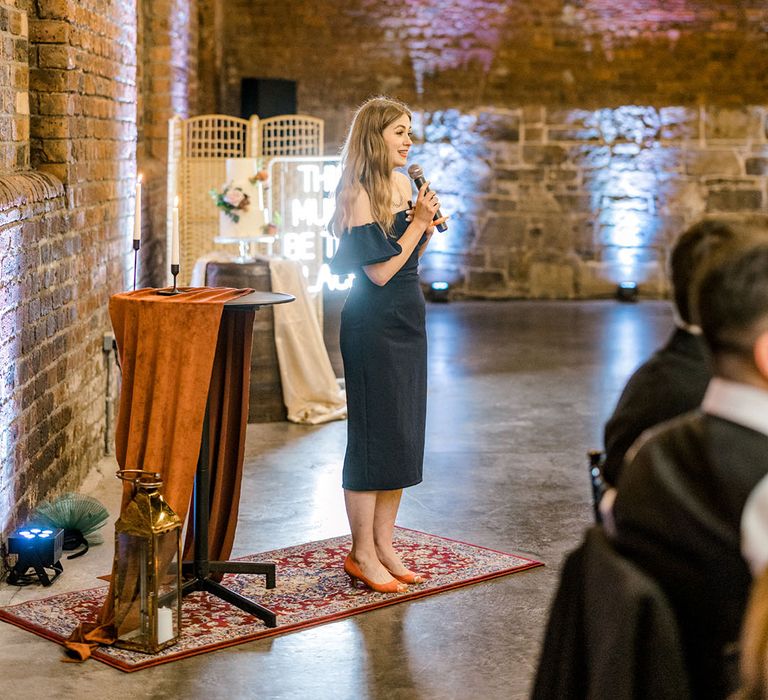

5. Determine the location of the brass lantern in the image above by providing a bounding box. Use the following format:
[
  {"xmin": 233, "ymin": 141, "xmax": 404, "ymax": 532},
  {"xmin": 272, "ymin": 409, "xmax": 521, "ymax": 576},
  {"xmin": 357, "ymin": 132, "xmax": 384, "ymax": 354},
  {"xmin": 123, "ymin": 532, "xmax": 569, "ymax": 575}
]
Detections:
[{"xmin": 113, "ymin": 470, "xmax": 182, "ymax": 653}]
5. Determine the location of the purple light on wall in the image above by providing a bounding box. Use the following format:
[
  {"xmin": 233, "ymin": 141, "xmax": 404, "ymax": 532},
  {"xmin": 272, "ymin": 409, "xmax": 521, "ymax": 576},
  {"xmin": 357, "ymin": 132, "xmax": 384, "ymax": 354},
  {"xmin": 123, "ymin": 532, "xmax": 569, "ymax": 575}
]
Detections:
[
  {"xmin": 169, "ymin": 0, "xmax": 195, "ymax": 116},
  {"xmin": 0, "ymin": 266, "xmax": 21, "ymax": 530},
  {"xmin": 563, "ymin": 0, "xmax": 700, "ymax": 35},
  {"xmin": 365, "ymin": 1, "xmax": 510, "ymax": 95}
]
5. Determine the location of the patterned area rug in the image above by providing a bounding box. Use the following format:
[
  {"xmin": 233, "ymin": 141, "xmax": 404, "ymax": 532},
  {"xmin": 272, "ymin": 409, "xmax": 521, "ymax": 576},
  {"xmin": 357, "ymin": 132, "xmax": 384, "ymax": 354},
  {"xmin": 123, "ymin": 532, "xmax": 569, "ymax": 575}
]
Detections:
[{"xmin": 0, "ymin": 527, "xmax": 542, "ymax": 672}]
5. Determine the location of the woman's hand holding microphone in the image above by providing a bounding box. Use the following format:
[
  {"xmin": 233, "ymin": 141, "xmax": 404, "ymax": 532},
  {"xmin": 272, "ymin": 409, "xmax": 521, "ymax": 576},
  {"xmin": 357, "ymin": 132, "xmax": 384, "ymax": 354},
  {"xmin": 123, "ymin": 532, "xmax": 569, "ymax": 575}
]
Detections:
[{"xmin": 406, "ymin": 181, "xmax": 449, "ymax": 235}]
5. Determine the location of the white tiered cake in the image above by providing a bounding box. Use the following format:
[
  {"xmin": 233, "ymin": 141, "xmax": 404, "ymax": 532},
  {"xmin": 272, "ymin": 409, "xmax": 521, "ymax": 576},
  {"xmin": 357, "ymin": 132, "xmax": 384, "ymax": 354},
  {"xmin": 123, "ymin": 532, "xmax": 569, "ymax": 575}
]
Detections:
[{"xmin": 219, "ymin": 158, "xmax": 267, "ymax": 238}]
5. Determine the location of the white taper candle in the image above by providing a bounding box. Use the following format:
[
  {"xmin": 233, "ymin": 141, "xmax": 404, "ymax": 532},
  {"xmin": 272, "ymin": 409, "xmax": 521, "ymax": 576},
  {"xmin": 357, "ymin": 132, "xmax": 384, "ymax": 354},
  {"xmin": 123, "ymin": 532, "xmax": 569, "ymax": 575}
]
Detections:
[
  {"xmin": 133, "ymin": 174, "xmax": 142, "ymax": 242},
  {"xmin": 172, "ymin": 196, "xmax": 180, "ymax": 266}
]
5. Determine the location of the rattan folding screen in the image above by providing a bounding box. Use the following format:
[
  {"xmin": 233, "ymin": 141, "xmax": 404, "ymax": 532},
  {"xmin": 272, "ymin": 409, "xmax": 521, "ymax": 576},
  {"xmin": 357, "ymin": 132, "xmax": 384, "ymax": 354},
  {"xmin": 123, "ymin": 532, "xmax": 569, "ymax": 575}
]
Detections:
[
  {"xmin": 260, "ymin": 115, "xmax": 324, "ymax": 159},
  {"xmin": 167, "ymin": 114, "xmax": 324, "ymax": 285}
]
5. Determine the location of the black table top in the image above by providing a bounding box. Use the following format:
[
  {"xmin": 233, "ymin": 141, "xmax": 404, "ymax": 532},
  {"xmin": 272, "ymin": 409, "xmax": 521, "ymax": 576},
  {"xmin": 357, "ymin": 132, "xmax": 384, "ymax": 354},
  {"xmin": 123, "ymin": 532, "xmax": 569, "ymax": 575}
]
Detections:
[{"xmin": 223, "ymin": 291, "xmax": 295, "ymax": 309}]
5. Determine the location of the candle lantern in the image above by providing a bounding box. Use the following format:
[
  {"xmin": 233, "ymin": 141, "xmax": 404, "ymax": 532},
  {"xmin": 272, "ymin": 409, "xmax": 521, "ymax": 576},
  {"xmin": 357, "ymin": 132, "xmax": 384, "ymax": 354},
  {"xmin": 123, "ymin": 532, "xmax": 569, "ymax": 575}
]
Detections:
[{"xmin": 113, "ymin": 470, "xmax": 182, "ymax": 654}]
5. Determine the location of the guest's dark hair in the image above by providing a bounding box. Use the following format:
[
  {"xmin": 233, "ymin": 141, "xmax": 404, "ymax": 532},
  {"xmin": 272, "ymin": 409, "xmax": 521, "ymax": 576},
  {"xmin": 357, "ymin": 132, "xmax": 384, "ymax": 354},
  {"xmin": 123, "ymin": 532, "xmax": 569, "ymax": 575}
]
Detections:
[
  {"xmin": 670, "ymin": 220, "xmax": 737, "ymax": 324},
  {"xmin": 695, "ymin": 242, "xmax": 768, "ymax": 359}
]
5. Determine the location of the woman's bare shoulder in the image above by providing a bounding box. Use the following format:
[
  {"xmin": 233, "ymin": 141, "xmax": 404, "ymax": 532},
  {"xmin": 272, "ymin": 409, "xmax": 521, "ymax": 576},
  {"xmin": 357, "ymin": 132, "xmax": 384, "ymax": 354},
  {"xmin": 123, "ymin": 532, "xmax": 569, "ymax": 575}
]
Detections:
[{"xmin": 349, "ymin": 187, "xmax": 374, "ymax": 227}]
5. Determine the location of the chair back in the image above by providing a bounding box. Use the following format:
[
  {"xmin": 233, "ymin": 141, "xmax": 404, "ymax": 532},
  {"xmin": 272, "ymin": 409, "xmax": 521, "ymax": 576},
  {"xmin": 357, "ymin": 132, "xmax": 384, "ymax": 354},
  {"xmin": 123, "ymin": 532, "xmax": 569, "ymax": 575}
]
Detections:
[
  {"xmin": 588, "ymin": 449, "xmax": 607, "ymax": 523},
  {"xmin": 532, "ymin": 526, "xmax": 691, "ymax": 699}
]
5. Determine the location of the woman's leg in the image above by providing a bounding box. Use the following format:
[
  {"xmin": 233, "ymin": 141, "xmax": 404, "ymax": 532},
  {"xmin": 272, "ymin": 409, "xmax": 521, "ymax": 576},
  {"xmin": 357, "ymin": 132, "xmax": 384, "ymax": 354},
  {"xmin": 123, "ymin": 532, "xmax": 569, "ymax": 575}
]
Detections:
[
  {"xmin": 373, "ymin": 489, "xmax": 415, "ymax": 576},
  {"xmin": 344, "ymin": 489, "xmax": 397, "ymax": 584}
]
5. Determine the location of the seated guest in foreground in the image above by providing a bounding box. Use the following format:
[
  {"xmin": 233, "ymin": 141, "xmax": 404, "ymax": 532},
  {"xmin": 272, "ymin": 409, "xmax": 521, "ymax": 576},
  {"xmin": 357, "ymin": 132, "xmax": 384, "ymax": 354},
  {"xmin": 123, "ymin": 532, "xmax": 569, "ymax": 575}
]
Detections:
[
  {"xmin": 613, "ymin": 239, "xmax": 768, "ymax": 699},
  {"xmin": 602, "ymin": 219, "xmax": 738, "ymax": 487}
]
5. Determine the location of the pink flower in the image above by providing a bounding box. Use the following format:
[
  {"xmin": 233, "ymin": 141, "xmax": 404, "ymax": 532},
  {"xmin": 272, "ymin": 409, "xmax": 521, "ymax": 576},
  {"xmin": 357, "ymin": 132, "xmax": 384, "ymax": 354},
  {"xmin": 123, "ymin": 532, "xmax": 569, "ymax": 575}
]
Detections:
[{"xmin": 224, "ymin": 187, "xmax": 247, "ymax": 208}]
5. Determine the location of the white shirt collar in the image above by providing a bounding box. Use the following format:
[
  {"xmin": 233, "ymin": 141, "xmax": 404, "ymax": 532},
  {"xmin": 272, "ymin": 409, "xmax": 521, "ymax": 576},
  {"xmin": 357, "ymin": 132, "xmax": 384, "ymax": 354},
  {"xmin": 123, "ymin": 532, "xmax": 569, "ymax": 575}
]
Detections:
[
  {"xmin": 702, "ymin": 377, "xmax": 768, "ymax": 437},
  {"xmin": 743, "ymin": 477, "xmax": 768, "ymax": 576},
  {"xmin": 672, "ymin": 309, "xmax": 701, "ymax": 335},
  {"xmin": 716, "ymin": 378, "xmax": 768, "ymax": 576}
]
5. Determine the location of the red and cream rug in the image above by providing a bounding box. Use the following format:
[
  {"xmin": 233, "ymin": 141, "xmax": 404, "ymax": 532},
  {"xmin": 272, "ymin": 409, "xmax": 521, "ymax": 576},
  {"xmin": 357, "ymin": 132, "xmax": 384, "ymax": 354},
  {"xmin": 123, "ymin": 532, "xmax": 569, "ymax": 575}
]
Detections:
[{"xmin": 0, "ymin": 527, "xmax": 542, "ymax": 672}]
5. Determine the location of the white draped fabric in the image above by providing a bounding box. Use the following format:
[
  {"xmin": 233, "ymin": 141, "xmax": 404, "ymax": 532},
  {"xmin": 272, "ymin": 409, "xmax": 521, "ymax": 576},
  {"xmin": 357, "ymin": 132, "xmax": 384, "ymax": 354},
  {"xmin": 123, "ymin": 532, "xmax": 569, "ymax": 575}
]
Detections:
[
  {"xmin": 191, "ymin": 254, "xmax": 346, "ymax": 425},
  {"xmin": 269, "ymin": 258, "xmax": 347, "ymax": 425}
]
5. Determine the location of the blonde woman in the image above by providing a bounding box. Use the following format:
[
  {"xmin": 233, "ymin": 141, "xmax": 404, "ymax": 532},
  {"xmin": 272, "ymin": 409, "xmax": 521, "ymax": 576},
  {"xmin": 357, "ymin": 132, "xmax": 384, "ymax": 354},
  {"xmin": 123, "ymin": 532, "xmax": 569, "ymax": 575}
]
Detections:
[{"xmin": 330, "ymin": 96, "xmax": 447, "ymax": 593}]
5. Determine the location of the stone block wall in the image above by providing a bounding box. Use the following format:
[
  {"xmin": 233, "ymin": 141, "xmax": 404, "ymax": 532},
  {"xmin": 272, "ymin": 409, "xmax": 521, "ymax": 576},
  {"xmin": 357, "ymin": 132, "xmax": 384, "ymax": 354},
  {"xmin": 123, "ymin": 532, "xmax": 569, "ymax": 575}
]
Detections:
[
  {"xmin": 414, "ymin": 104, "xmax": 768, "ymax": 298},
  {"xmin": 220, "ymin": 0, "xmax": 768, "ymax": 298}
]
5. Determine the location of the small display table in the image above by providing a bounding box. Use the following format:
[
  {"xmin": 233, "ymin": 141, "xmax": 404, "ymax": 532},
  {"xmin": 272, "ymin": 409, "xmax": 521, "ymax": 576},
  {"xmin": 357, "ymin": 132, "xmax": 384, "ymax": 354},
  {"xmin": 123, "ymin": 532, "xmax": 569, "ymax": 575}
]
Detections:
[{"xmin": 180, "ymin": 291, "xmax": 293, "ymax": 627}]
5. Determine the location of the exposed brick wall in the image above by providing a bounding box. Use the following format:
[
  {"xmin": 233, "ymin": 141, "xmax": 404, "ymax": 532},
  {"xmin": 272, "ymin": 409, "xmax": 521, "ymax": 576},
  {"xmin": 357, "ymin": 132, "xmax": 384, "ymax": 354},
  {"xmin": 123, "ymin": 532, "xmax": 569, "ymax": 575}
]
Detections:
[
  {"xmin": 0, "ymin": 0, "xmax": 138, "ymax": 538},
  {"xmin": 0, "ymin": 2, "xmax": 30, "ymax": 172},
  {"xmin": 221, "ymin": 0, "xmax": 768, "ymax": 141},
  {"xmin": 1, "ymin": 0, "xmax": 207, "ymax": 541},
  {"xmin": 196, "ymin": 0, "xmax": 222, "ymax": 116},
  {"xmin": 220, "ymin": 0, "xmax": 768, "ymax": 298},
  {"xmin": 136, "ymin": 0, "xmax": 199, "ymax": 288},
  {"xmin": 0, "ymin": 172, "xmax": 69, "ymax": 533}
]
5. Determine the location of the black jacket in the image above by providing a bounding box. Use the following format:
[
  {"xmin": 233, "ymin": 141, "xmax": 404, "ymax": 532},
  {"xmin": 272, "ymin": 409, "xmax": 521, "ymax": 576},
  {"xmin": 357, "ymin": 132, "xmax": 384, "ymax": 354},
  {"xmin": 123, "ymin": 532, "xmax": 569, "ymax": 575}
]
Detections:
[
  {"xmin": 603, "ymin": 328, "xmax": 711, "ymax": 486},
  {"xmin": 614, "ymin": 412, "xmax": 768, "ymax": 699},
  {"xmin": 532, "ymin": 526, "xmax": 690, "ymax": 700}
]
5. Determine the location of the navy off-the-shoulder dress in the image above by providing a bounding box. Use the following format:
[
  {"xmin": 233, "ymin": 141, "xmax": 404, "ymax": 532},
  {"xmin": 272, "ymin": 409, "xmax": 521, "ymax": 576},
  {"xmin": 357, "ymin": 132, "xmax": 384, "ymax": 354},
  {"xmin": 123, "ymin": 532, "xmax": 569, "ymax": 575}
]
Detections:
[{"xmin": 330, "ymin": 211, "xmax": 426, "ymax": 491}]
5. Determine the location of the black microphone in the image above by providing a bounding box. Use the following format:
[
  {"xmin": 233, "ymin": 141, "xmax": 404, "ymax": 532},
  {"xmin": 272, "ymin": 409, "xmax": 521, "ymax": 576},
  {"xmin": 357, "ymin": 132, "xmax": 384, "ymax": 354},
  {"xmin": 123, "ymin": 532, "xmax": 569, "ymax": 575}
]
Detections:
[{"xmin": 407, "ymin": 164, "xmax": 448, "ymax": 232}]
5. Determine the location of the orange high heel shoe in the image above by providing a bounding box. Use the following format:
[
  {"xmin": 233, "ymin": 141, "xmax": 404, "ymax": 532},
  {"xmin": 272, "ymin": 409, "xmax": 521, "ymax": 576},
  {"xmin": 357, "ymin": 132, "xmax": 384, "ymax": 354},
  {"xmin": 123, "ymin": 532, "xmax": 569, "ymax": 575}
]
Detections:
[
  {"xmin": 387, "ymin": 569, "xmax": 426, "ymax": 585},
  {"xmin": 343, "ymin": 555, "xmax": 408, "ymax": 594}
]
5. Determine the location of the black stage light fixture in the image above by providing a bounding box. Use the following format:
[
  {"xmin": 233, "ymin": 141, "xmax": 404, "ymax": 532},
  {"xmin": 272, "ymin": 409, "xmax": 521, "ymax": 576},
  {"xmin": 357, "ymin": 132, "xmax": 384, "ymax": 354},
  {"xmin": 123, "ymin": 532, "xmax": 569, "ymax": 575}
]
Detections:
[
  {"xmin": 7, "ymin": 526, "xmax": 64, "ymax": 586},
  {"xmin": 616, "ymin": 281, "xmax": 639, "ymax": 303}
]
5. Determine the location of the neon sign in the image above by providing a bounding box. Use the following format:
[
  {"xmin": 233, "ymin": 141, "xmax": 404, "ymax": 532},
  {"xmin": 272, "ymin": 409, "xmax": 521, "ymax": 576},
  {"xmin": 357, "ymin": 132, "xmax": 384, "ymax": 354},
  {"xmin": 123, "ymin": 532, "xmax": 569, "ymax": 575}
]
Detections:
[{"xmin": 268, "ymin": 157, "xmax": 352, "ymax": 293}]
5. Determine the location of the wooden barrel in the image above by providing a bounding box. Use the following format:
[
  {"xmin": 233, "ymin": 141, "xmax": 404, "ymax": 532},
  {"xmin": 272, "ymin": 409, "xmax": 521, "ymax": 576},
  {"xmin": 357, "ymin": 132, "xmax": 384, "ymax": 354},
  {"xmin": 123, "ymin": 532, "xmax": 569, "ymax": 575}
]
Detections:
[{"xmin": 206, "ymin": 260, "xmax": 287, "ymax": 423}]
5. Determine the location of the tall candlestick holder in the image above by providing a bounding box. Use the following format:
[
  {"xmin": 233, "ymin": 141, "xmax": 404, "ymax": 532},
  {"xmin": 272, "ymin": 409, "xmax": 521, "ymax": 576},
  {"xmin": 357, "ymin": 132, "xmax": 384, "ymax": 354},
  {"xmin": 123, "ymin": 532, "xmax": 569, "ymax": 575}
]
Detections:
[
  {"xmin": 157, "ymin": 264, "xmax": 185, "ymax": 296},
  {"xmin": 132, "ymin": 239, "xmax": 140, "ymax": 291}
]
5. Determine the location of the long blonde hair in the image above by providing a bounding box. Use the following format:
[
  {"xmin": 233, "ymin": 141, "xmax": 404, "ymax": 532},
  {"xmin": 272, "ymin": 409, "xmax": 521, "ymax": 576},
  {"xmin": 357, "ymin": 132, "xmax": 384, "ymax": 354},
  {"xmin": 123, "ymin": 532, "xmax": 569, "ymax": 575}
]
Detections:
[
  {"xmin": 330, "ymin": 96, "xmax": 412, "ymax": 238},
  {"xmin": 738, "ymin": 568, "xmax": 768, "ymax": 699}
]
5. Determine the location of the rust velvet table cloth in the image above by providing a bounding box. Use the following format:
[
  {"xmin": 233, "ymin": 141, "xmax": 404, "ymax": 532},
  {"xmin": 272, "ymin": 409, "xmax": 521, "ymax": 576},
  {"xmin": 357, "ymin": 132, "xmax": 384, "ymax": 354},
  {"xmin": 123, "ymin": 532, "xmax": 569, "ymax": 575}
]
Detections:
[{"xmin": 66, "ymin": 286, "xmax": 255, "ymax": 660}]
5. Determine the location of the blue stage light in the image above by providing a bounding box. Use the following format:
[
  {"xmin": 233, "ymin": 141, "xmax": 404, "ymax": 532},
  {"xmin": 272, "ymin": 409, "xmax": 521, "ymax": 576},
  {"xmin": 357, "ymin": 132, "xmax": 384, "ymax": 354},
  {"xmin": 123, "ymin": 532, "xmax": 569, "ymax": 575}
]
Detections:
[
  {"xmin": 6, "ymin": 525, "xmax": 64, "ymax": 586},
  {"xmin": 427, "ymin": 281, "xmax": 450, "ymax": 302},
  {"xmin": 616, "ymin": 281, "xmax": 639, "ymax": 302}
]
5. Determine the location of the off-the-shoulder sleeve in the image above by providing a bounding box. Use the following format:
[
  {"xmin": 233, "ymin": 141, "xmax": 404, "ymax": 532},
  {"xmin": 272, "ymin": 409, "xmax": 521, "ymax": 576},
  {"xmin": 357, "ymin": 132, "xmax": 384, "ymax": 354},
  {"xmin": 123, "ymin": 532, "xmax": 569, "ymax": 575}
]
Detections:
[{"xmin": 329, "ymin": 223, "xmax": 402, "ymax": 274}]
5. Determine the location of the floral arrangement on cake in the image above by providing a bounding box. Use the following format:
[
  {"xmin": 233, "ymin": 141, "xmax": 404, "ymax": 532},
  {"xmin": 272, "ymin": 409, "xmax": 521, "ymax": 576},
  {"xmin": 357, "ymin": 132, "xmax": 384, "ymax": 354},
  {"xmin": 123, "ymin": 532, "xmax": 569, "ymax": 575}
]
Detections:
[
  {"xmin": 210, "ymin": 183, "xmax": 250, "ymax": 223},
  {"xmin": 210, "ymin": 168, "xmax": 269, "ymax": 223}
]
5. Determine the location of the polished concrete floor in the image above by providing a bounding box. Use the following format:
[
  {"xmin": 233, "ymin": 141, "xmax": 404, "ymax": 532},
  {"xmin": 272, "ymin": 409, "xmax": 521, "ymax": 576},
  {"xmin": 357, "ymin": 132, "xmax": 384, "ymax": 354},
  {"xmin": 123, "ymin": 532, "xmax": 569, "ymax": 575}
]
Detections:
[{"xmin": 0, "ymin": 300, "xmax": 672, "ymax": 699}]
